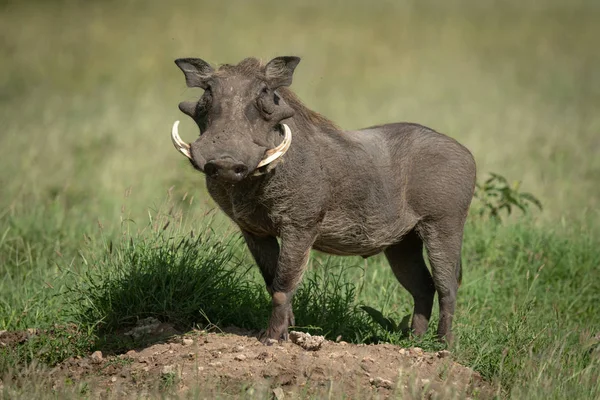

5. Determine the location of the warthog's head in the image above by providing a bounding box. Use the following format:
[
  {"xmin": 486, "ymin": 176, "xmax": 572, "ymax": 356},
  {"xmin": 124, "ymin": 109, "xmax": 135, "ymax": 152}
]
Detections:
[{"xmin": 171, "ymin": 57, "xmax": 300, "ymax": 183}]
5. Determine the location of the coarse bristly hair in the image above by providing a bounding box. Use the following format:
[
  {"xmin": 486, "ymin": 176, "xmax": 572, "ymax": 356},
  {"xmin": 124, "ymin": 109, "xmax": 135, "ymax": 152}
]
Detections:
[{"xmin": 217, "ymin": 58, "xmax": 341, "ymax": 134}]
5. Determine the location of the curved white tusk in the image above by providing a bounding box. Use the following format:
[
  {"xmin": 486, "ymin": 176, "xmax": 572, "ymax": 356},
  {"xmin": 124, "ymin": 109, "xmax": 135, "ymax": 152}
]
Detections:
[
  {"xmin": 171, "ymin": 120, "xmax": 192, "ymax": 160},
  {"xmin": 256, "ymin": 123, "xmax": 292, "ymax": 168}
]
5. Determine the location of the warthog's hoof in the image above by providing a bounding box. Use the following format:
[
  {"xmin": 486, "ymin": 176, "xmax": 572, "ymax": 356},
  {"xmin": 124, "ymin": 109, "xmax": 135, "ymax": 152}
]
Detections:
[{"xmin": 258, "ymin": 324, "xmax": 289, "ymax": 344}]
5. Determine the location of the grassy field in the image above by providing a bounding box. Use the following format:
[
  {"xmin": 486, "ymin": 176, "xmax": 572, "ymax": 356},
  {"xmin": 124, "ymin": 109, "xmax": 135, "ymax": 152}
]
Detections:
[{"xmin": 1, "ymin": 0, "xmax": 599, "ymax": 398}]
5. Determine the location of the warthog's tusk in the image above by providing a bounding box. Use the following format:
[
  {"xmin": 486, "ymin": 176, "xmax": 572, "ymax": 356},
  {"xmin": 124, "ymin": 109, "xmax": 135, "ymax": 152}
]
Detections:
[
  {"xmin": 256, "ymin": 123, "xmax": 292, "ymax": 168},
  {"xmin": 171, "ymin": 120, "xmax": 192, "ymax": 160}
]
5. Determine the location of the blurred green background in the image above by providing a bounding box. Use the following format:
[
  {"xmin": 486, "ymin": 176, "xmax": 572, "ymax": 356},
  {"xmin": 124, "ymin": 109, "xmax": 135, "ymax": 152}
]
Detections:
[
  {"xmin": 1, "ymin": 0, "xmax": 599, "ymax": 227},
  {"xmin": 1, "ymin": 1, "xmax": 600, "ymax": 397}
]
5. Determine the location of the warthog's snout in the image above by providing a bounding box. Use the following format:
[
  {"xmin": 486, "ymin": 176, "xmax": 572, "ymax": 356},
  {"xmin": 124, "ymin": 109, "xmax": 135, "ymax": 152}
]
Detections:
[{"xmin": 203, "ymin": 157, "xmax": 249, "ymax": 182}]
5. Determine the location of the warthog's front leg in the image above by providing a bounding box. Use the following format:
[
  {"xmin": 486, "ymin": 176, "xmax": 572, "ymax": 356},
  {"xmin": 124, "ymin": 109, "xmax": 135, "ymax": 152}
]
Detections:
[
  {"xmin": 261, "ymin": 228, "xmax": 317, "ymax": 343},
  {"xmin": 242, "ymin": 231, "xmax": 279, "ymax": 295}
]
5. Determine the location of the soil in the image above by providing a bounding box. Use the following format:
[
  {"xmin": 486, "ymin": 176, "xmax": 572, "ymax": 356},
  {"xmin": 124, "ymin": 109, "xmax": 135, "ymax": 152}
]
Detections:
[{"xmin": 2, "ymin": 322, "xmax": 494, "ymax": 399}]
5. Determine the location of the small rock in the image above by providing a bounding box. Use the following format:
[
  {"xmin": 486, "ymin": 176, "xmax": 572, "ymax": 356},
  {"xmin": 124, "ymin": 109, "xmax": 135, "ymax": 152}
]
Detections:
[
  {"xmin": 338, "ymin": 341, "xmax": 348, "ymax": 345},
  {"xmin": 289, "ymin": 331, "xmax": 325, "ymax": 351},
  {"xmin": 410, "ymin": 347, "xmax": 423, "ymax": 354},
  {"xmin": 161, "ymin": 365, "xmax": 175, "ymax": 375},
  {"xmin": 264, "ymin": 338, "xmax": 278, "ymax": 346},
  {"xmin": 437, "ymin": 350, "xmax": 451, "ymax": 359},
  {"xmin": 233, "ymin": 345, "xmax": 245, "ymax": 352},
  {"xmin": 123, "ymin": 317, "xmax": 161, "ymax": 339},
  {"xmin": 398, "ymin": 348, "xmax": 407, "ymax": 356},
  {"xmin": 234, "ymin": 354, "xmax": 247, "ymax": 361},
  {"xmin": 208, "ymin": 361, "xmax": 223, "ymax": 367},
  {"xmin": 182, "ymin": 338, "xmax": 194, "ymax": 346},
  {"xmin": 91, "ymin": 350, "xmax": 103, "ymax": 363},
  {"xmin": 26, "ymin": 328, "xmax": 37, "ymax": 336},
  {"xmin": 197, "ymin": 366, "xmax": 204, "ymax": 372},
  {"xmin": 369, "ymin": 377, "xmax": 393, "ymax": 389},
  {"xmin": 126, "ymin": 349, "xmax": 136, "ymax": 356},
  {"xmin": 421, "ymin": 378, "xmax": 431, "ymax": 386},
  {"xmin": 110, "ymin": 376, "xmax": 117, "ymax": 383},
  {"xmin": 362, "ymin": 356, "xmax": 375, "ymax": 363},
  {"xmin": 272, "ymin": 387, "xmax": 285, "ymax": 400}
]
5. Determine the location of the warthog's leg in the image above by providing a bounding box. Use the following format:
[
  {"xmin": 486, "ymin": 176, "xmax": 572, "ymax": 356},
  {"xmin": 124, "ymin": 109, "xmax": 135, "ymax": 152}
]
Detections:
[
  {"xmin": 384, "ymin": 230, "xmax": 435, "ymax": 336},
  {"xmin": 241, "ymin": 231, "xmax": 280, "ymax": 295},
  {"xmin": 418, "ymin": 217, "xmax": 465, "ymax": 344},
  {"xmin": 262, "ymin": 228, "xmax": 317, "ymax": 343}
]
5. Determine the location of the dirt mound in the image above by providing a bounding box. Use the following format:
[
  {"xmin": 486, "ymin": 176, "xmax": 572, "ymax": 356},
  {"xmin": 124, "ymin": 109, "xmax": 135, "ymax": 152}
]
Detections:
[
  {"xmin": 50, "ymin": 328, "xmax": 493, "ymax": 399},
  {"xmin": 0, "ymin": 329, "xmax": 40, "ymax": 347}
]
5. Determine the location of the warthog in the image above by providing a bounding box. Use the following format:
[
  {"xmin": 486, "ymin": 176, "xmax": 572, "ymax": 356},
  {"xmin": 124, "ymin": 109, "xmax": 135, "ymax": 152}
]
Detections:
[{"xmin": 171, "ymin": 56, "xmax": 476, "ymax": 344}]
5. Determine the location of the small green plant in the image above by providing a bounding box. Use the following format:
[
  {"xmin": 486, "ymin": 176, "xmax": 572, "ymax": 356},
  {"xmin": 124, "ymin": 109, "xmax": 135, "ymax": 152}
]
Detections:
[
  {"xmin": 79, "ymin": 382, "xmax": 90, "ymax": 396},
  {"xmin": 101, "ymin": 356, "xmax": 133, "ymax": 370},
  {"xmin": 474, "ymin": 173, "xmax": 542, "ymax": 221},
  {"xmin": 159, "ymin": 371, "xmax": 177, "ymax": 391}
]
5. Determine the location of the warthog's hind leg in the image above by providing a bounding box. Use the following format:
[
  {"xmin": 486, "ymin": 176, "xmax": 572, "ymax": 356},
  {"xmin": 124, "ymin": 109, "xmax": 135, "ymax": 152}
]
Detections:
[
  {"xmin": 384, "ymin": 230, "xmax": 435, "ymax": 336},
  {"xmin": 418, "ymin": 217, "xmax": 465, "ymax": 344}
]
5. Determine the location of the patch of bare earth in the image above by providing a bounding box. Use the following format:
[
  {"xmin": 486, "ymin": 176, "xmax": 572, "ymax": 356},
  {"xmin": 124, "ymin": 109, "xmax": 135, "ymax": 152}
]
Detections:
[
  {"xmin": 47, "ymin": 326, "xmax": 492, "ymax": 399},
  {"xmin": 0, "ymin": 329, "xmax": 38, "ymax": 347}
]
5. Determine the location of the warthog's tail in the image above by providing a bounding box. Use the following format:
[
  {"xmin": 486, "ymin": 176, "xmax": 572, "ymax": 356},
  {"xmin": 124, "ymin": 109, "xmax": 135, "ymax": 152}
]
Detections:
[{"xmin": 457, "ymin": 259, "xmax": 463, "ymax": 287}]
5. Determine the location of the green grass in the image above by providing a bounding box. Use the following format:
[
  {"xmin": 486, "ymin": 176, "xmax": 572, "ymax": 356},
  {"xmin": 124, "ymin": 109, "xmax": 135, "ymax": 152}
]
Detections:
[{"xmin": 1, "ymin": 0, "xmax": 599, "ymax": 398}]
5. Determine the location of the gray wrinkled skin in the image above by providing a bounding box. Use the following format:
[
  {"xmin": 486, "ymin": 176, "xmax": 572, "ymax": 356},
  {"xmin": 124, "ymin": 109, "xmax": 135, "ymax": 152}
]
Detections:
[{"xmin": 174, "ymin": 57, "xmax": 476, "ymax": 344}]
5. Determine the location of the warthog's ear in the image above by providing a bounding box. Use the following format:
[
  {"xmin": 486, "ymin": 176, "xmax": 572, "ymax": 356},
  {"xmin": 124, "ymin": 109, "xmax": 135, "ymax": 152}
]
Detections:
[
  {"xmin": 265, "ymin": 56, "xmax": 301, "ymax": 88},
  {"xmin": 175, "ymin": 58, "xmax": 214, "ymax": 89}
]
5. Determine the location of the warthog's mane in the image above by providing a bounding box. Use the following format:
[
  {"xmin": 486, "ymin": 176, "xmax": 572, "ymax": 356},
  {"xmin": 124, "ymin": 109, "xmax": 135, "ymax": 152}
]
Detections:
[{"xmin": 217, "ymin": 58, "xmax": 340, "ymax": 134}]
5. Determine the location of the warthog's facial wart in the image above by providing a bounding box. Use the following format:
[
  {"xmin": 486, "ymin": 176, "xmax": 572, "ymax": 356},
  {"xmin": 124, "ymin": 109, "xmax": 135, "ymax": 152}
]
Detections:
[{"xmin": 172, "ymin": 56, "xmax": 300, "ymax": 183}]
